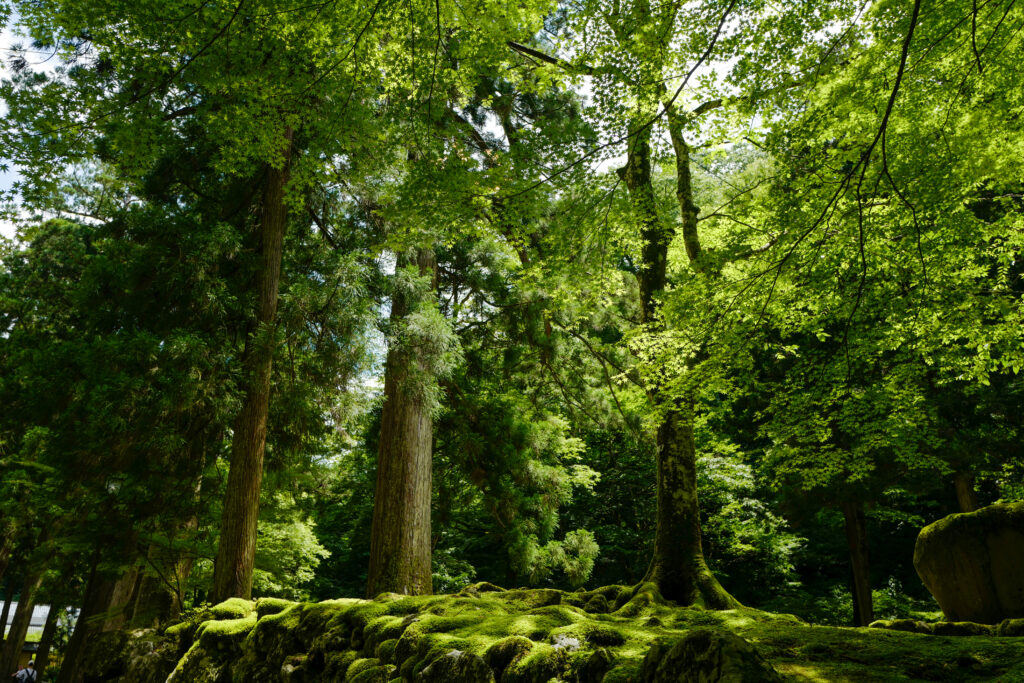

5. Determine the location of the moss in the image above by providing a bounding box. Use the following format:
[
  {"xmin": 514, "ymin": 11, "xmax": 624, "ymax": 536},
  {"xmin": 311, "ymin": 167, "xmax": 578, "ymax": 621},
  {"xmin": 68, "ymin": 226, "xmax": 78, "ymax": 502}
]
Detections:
[
  {"xmin": 997, "ymin": 618, "xmax": 1024, "ymax": 637},
  {"xmin": 255, "ymin": 597, "xmax": 296, "ymax": 618},
  {"xmin": 484, "ymin": 635, "xmax": 534, "ymax": 676},
  {"xmin": 377, "ymin": 637, "xmax": 399, "ymax": 662},
  {"xmin": 209, "ymin": 598, "xmax": 255, "ymax": 620},
  {"xmin": 584, "ymin": 594, "xmax": 611, "ymax": 614},
  {"xmin": 348, "ymin": 662, "xmax": 395, "ymax": 682},
  {"xmin": 196, "ymin": 614, "xmax": 258, "ymax": 652},
  {"xmin": 128, "ymin": 584, "xmax": 1024, "ymax": 683}
]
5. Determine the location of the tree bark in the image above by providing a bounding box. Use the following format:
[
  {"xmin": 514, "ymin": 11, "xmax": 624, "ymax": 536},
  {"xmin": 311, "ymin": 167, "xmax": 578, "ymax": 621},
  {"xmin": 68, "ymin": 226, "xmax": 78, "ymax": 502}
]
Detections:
[
  {"xmin": 621, "ymin": 120, "xmax": 738, "ymax": 608},
  {"xmin": 842, "ymin": 500, "xmax": 874, "ymax": 626},
  {"xmin": 0, "ymin": 569, "xmax": 42, "ymax": 677},
  {"xmin": 101, "ymin": 566, "xmax": 140, "ymax": 632},
  {"xmin": 366, "ymin": 249, "xmax": 437, "ymax": 597},
  {"xmin": 0, "ymin": 583, "xmax": 12, "ymax": 642},
  {"xmin": 0, "ymin": 535, "xmax": 10, "ymax": 588},
  {"xmin": 34, "ymin": 603, "xmax": 61, "ymax": 680},
  {"xmin": 953, "ymin": 471, "xmax": 978, "ymax": 513},
  {"xmin": 212, "ymin": 129, "xmax": 294, "ymax": 602},
  {"xmin": 56, "ymin": 558, "xmax": 118, "ymax": 683}
]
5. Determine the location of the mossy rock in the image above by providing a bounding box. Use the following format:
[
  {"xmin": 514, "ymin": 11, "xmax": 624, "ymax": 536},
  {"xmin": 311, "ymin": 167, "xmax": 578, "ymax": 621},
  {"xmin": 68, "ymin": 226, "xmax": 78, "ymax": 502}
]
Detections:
[
  {"xmin": 914, "ymin": 502, "xmax": 1024, "ymax": 623},
  {"xmin": 484, "ymin": 635, "xmax": 533, "ymax": 677},
  {"xmin": 583, "ymin": 594, "xmax": 610, "ymax": 614},
  {"xmin": 256, "ymin": 597, "xmax": 296, "ymax": 619},
  {"xmin": 505, "ymin": 588, "xmax": 562, "ymax": 609},
  {"xmin": 196, "ymin": 614, "xmax": 258, "ymax": 653},
  {"xmin": 503, "ymin": 642, "xmax": 566, "ymax": 683},
  {"xmin": 997, "ymin": 617, "xmax": 1024, "ymax": 637},
  {"xmin": 81, "ymin": 629, "xmax": 130, "ymax": 681},
  {"xmin": 641, "ymin": 628, "xmax": 783, "ymax": 682},
  {"xmin": 210, "ymin": 598, "xmax": 256, "ymax": 620},
  {"xmin": 120, "ymin": 584, "xmax": 1024, "ymax": 683},
  {"xmin": 417, "ymin": 650, "xmax": 495, "ymax": 682},
  {"xmin": 349, "ymin": 662, "xmax": 396, "ymax": 682},
  {"xmin": 931, "ymin": 621, "xmax": 996, "ymax": 637}
]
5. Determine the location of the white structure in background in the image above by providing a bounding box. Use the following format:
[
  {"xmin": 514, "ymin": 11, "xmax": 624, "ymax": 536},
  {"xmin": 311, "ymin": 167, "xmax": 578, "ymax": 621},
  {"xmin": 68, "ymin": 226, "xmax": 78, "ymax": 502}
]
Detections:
[{"xmin": 2, "ymin": 603, "xmax": 50, "ymax": 637}]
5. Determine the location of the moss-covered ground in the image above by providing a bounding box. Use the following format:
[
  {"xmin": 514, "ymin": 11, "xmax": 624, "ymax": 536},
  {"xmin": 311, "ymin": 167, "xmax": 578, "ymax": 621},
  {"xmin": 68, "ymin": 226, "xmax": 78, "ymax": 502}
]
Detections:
[{"xmin": 140, "ymin": 583, "xmax": 1024, "ymax": 682}]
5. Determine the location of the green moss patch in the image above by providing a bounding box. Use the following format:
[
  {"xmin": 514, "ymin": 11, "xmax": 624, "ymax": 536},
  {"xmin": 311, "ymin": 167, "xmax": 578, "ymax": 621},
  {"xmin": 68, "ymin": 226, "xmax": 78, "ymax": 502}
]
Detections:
[{"xmin": 138, "ymin": 585, "xmax": 1024, "ymax": 682}]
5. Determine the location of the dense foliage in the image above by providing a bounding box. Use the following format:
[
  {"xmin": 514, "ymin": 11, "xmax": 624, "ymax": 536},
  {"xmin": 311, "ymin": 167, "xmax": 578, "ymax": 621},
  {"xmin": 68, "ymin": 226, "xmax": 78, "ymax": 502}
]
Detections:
[{"xmin": 0, "ymin": 0, "xmax": 1022, "ymax": 677}]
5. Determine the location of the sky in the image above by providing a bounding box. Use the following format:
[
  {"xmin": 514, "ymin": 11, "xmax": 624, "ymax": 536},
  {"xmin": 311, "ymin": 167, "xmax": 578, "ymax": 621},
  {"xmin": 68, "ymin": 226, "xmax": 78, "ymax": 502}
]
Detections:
[{"xmin": 1, "ymin": 16, "xmax": 23, "ymax": 240}]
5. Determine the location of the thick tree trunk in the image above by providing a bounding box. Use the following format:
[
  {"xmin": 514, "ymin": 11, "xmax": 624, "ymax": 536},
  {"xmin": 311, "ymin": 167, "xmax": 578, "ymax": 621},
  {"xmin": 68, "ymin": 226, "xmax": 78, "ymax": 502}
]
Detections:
[
  {"xmin": 366, "ymin": 249, "xmax": 437, "ymax": 597},
  {"xmin": 133, "ymin": 473, "xmax": 203, "ymax": 627},
  {"xmin": 212, "ymin": 130, "xmax": 294, "ymax": 602},
  {"xmin": 34, "ymin": 603, "xmax": 61, "ymax": 680},
  {"xmin": 646, "ymin": 409, "xmax": 737, "ymax": 607},
  {"xmin": 0, "ymin": 569, "xmax": 42, "ymax": 676},
  {"xmin": 56, "ymin": 558, "xmax": 118, "ymax": 683},
  {"xmin": 622, "ymin": 120, "xmax": 737, "ymax": 608},
  {"xmin": 132, "ymin": 540, "xmax": 196, "ymax": 627},
  {"xmin": 953, "ymin": 471, "xmax": 978, "ymax": 513},
  {"xmin": 101, "ymin": 566, "xmax": 140, "ymax": 632},
  {"xmin": 842, "ymin": 500, "xmax": 874, "ymax": 626},
  {"xmin": 0, "ymin": 583, "xmax": 12, "ymax": 641}
]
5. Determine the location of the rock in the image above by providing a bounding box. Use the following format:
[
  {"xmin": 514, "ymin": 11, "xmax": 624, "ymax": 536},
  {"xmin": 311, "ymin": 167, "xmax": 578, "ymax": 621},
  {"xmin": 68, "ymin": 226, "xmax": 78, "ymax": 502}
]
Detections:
[
  {"xmin": 914, "ymin": 502, "xmax": 1024, "ymax": 623},
  {"xmin": 80, "ymin": 630, "xmax": 129, "ymax": 682},
  {"xmin": 416, "ymin": 649, "xmax": 495, "ymax": 682},
  {"xmin": 483, "ymin": 636, "xmax": 533, "ymax": 678},
  {"xmin": 581, "ymin": 648, "xmax": 615, "ymax": 683},
  {"xmin": 584, "ymin": 594, "xmax": 610, "ymax": 614},
  {"xmin": 997, "ymin": 618, "xmax": 1024, "ymax": 637},
  {"xmin": 931, "ymin": 621, "xmax": 995, "ymax": 637},
  {"xmin": 640, "ymin": 629, "xmax": 784, "ymax": 683}
]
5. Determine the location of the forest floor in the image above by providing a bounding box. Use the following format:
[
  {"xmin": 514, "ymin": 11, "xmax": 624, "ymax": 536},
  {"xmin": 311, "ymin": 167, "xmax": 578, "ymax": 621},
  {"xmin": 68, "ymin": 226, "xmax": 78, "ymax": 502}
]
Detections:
[{"xmin": 109, "ymin": 583, "xmax": 1024, "ymax": 682}]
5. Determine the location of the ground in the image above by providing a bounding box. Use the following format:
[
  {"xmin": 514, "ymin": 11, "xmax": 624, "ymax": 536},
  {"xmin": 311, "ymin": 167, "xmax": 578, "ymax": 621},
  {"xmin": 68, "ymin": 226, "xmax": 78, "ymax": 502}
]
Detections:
[{"xmin": 107, "ymin": 583, "xmax": 1024, "ymax": 682}]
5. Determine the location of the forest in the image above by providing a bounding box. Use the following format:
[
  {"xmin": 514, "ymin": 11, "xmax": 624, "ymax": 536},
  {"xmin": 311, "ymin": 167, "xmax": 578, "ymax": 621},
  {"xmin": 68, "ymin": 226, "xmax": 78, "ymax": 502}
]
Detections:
[{"xmin": 0, "ymin": 0, "xmax": 1022, "ymax": 680}]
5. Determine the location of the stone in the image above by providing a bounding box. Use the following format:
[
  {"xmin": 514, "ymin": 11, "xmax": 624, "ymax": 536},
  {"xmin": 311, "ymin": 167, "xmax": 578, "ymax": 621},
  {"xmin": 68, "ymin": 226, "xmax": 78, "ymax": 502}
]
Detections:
[
  {"xmin": 931, "ymin": 621, "xmax": 995, "ymax": 637},
  {"xmin": 640, "ymin": 628, "xmax": 784, "ymax": 682},
  {"xmin": 997, "ymin": 618, "xmax": 1024, "ymax": 637},
  {"xmin": 416, "ymin": 649, "xmax": 495, "ymax": 682},
  {"xmin": 914, "ymin": 502, "xmax": 1024, "ymax": 623}
]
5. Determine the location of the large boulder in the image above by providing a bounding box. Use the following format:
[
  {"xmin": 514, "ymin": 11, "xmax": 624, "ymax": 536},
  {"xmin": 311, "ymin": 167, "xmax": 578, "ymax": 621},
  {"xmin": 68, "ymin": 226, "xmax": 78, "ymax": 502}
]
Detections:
[
  {"xmin": 914, "ymin": 502, "xmax": 1024, "ymax": 623},
  {"xmin": 640, "ymin": 628, "xmax": 783, "ymax": 682}
]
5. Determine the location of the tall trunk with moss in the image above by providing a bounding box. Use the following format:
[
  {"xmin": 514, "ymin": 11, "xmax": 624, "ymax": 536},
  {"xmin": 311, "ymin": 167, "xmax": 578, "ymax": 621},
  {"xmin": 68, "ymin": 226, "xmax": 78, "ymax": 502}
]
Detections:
[
  {"xmin": 842, "ymin": 500, "xmax": 874, "ymax": 626},
  {"xmin": 622, "ymin": 119, "xmax": 738, "ymax": 608},
  {"xmin": 366, "ymin": 249, "xmax": 438, "ymax": 597},
  {"xmin": 134, "ymin": 440, "xmax": 207, "ymax": 627},
  {"xmin": 212, "ymin": 130, "xmax": 294, "ymax": 602}
]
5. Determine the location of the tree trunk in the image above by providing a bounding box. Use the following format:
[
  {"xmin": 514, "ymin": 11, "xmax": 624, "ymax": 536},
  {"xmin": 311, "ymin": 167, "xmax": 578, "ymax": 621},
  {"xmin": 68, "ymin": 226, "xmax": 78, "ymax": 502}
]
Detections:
[
  {"xmin": 0, "ymin": 583, "xmax": 12, "ymax": 642},
  {"xmin": 101, "ymin": 566, "xmax": 140, "ymax": 632},
  {"xmin": 133, "ymin": 475, "xmax": 203, "ymax": 627},
  {"xmin": 56, "ymin": 559, "xmax": 118, "ymax": 683},
  {"xmin": 0, "ymin": 535, "xmax": 11, "ymax": 588},
  {"xmin": 212, "ymin": 129, "xmax": 294, "ymax": 602},
  {"xmin": 0, "ymin": 569, "xmax": 43, "ymax": 677},
  {"xmin": 366, "ymin": 249, "xmax": 437, "ymax": 597},
  {"xmin": 645, "ymin": 409, "xmax": 737, "ymax": 607},
  {"xmin": 34, "ymin": 603, "xmax": 61, "ymax": 680},
  {"xmin": 841, "ymin": 500, "xmax": 874, "ymax": 626},
  {"xmin": 953, "ymin": 471, "xmax": 978, "ymax": 513},
  {"xmin": 621, "ymin": 120, "xmax": 737, "ymax": 608}
]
